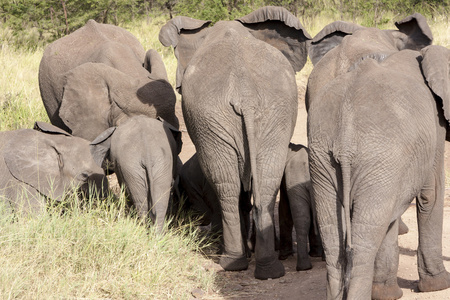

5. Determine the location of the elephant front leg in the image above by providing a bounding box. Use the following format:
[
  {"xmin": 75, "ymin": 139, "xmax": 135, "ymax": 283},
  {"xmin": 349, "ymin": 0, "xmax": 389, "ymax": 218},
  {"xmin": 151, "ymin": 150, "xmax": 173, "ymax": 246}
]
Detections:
[
  {"xmin": 372, "ymin": 218, "xmax": 403, "ymax": 300},
  {"xmin": 416, "ymin": 168, "xmax": 450, "ymax": 292},
  {"xmin": 278, "ymin": 184, "xmax": 294, "ymax": 260},
  {"xmin": 287, "ymin": 185, "xmax": 313, "ymax": 271}
]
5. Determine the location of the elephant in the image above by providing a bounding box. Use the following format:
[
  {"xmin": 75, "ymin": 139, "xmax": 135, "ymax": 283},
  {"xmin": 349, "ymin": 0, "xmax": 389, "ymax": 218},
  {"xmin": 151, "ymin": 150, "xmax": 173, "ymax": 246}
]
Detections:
[
  {"xmin": 306, "ymin": 13, "xmax": 450, "ymax": 299},
  {"xmin": 0, "ymin": 122, "xmax": 108, "ymax": 215},
  {"xmin": 159, "ymin": 6, "xmax": 311, "ymax": 279},
  {"xmin": 38, "ymin": 19, "xmax": 179, "ymax": 142},
  {"xmin": 179, "ymin": 144, "xmax": 322, "ymax": 272},
  {"xmin": 177, "ymin": 153, "xmax": 252, "ymax": 249},
  {"xmin": 278, "ymin": 143, "xmax": 323, "ymax": 271},
  {"xmin": 90, "ymin": 115, "xmax": 181, "ymax": 232}
]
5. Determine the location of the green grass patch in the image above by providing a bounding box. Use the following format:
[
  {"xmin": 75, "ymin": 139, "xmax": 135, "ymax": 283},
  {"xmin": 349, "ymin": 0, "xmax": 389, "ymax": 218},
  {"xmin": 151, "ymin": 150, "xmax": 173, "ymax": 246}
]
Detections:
[{"xmin": 0, "ymin": 192, "xmax": 217, "ymax": 299}]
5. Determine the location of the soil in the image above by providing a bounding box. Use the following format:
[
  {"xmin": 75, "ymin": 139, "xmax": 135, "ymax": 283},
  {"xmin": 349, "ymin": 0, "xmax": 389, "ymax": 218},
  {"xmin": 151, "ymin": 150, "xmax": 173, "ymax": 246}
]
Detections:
[{"xmin": 174, "ymin": 86, "xmax": 450, "ymax": 300}]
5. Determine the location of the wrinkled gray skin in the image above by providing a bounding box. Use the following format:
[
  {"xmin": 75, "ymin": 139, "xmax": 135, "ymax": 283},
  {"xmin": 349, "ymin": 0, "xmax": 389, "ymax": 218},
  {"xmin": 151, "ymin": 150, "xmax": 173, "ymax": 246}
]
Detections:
[
  {"xmin": 177, "ymin": 153, "xmax": 252, "ymax": 248},
  {"xmin": 278, "ymin": 143, "xmax": 323, "ymax": 271},
  {"xmin": 0, "ymin": 122, "xmax": 108, "ymax": 214},
  {"xmin": 90, "ymin": 116, "xmax": 180, "ymax": 232},
  {"xmin": 180, "ymin": 145, "xmax": 323, "ymax": 272},
  {"xmin": 39, "ymin": 19, "xmax": 178, "ymax": 142},
  {"xmin": 159, "ymin": 6, "xmax": 311, "ymax": 279},
  {"xmin": 307, "ymin": 13, "xmax": 450, "ymax": 299}
]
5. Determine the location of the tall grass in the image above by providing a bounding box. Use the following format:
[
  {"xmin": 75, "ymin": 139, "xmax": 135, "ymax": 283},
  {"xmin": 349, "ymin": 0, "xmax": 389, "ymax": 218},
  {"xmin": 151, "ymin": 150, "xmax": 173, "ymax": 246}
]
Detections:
[
  {"xmin": 0, "ymin": 44, "xmax": 48, "ymax": 131},
  {"xmin": 0, "ymin": 193, "xmax": 216, "ymax": 299}
]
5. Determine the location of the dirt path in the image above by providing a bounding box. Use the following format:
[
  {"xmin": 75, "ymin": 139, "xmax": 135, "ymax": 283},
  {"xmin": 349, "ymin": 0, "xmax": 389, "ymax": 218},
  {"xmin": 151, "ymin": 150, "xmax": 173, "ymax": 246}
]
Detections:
[{"xmin": 176, "ymin": 88, "xmax": 450, "ymax": 299}]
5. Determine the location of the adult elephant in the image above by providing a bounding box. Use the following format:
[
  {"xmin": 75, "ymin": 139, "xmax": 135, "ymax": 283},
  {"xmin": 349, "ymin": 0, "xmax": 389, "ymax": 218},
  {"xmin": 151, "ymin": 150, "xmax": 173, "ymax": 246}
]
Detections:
[
  {"xmin": 0, "ymin": 122, "xmax": 108, "ymax": 215},
  {"xmin": 159, "ymin": 6, "xmax": 311, "ymax": 279},
  {"xmin": 39, "ymin": 19, "xmax": 178, "ymax": 142},
  {"xmin": 90, "ymin": 116, "xmax": 181, "ymax": 232},
  {"xmin": 306, "ymin": 13, "xmax": 450, "ymax": 299}
]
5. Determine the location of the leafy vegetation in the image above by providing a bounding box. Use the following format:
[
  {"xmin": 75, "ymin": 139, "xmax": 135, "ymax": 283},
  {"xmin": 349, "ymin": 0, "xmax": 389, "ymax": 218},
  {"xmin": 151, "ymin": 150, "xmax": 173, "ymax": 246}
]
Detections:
[{"xmin": 1, "ymin": 0, "xmax": 449, "ymax": 48}]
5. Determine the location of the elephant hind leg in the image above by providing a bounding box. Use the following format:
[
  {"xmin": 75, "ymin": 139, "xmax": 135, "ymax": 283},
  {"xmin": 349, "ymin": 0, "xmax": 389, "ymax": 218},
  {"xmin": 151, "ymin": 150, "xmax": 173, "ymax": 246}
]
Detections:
[
  {"xmin": 197, "ymin": 148, "xmax": 248, "ymax": 272},
  {"xmin": 416, "ymin": 165, "xmax": 450, "ymax": 292},
  {"xmin": 253, "ymin": 177, "xmax": 286, "ymax": 280},
  {"xmin": 372, "ymin": 218, "xmax": 403, "ymax": 300}
]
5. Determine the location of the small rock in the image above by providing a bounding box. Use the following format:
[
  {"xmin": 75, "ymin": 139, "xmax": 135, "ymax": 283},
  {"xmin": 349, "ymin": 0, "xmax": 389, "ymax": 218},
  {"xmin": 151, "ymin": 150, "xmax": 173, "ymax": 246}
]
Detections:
[{"xmin": 191, "ymin": 288, "xmax": 205, "ymax": 299}]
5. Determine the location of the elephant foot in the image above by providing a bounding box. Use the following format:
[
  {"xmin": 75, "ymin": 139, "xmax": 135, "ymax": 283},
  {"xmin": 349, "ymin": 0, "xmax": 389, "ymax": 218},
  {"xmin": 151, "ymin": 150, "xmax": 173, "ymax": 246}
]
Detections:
[
  {"xmin": 296, "ymin": 256, "xmax": 312, "ymax": 271},
  {"xmin": 418, "ymin": 270, "xmax": 450, "ymax": 292},
  {"xmin": 372, "ymin": 281, "xmax": 403, "ymax": 300},
  {"xmin": 278, "ymin": 248, "xmax": 294, "ymax": 260},
  {"xmin": 219, "ymin": 254, "xmax": 248, "ymax": 271},
  {"xmin": 254, "ymin": 258, "xmax": 285, "ymax": 280}
]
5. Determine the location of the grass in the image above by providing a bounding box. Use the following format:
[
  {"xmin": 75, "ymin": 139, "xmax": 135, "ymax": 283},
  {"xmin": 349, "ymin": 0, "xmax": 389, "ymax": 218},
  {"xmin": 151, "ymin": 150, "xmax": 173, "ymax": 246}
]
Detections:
[
  {"xmin": 0, "ymin": 11, "xmax": 449, "ymax": 299},
  {"xmin": 0, "ymin": 193, "xmax": 217, "ymax": 299}
]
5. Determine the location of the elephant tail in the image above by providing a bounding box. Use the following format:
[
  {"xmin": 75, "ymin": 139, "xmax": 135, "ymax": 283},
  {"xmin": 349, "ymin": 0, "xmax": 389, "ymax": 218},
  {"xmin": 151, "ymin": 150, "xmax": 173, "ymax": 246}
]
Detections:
[
  {"xmin": 242, "ymin": 111, "xmax": 260, "ymax": 208},
  {"xmin": 340, "ymin": 156, "xmax": 353, "ymax": 297}
]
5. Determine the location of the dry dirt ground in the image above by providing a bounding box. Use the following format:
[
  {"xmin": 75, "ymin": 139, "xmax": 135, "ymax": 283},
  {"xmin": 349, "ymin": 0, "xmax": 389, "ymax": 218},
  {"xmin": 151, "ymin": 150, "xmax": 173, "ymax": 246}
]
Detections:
[{"xmin": 175, "ymin": 90, "xmax": 450, "ymax": 299}]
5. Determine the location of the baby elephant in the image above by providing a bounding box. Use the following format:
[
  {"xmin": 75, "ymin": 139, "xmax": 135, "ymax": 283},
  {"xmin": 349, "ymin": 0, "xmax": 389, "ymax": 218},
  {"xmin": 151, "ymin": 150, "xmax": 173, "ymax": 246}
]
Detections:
[
  {"xmin": 0, "ymin": 122, "xmax": 108, "ymax": 214},
  {"xmin": 90, "ymin": 115, "xmax": 181, "ymax": 232},
  {"xmin": 278, "ymin": 143, "xmax": 323, "ymax": 271}
]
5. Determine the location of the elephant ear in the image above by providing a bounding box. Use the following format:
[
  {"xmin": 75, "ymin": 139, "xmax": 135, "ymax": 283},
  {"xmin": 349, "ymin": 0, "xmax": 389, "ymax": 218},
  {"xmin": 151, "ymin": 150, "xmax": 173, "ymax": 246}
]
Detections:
[
  {"xmin": 4, "ymin": 130, "xmax": 68, "ymax": 201},
  {"xmin": 309, "ymin": 21, "xmax": 364, "ymax": 65},
  {"xmin": 90, "ymin": 127, "xmax": 117, "ymax": 170},
  {"xmin": 144, "ymin": 49, "xmax": 169, "ymax": 81},
  {"xmin": 33, "ymin": 121, "xmax": 71, "ymax": 136},
  {"xmin": 59, "ymin": 62, "xmax": 137, "ymax": 141},
  {"xmin": 159, "ymin": 16, "xmax": 211, "ymax": 92},
  {"xmin": 236, "ymin": 6, "xmax": 311, "ymax": 72},
  {"xmin": 393, "ymin": 13, "xmax": 433, "ymax": 51},
  {"xmin": 421, "ymin": 45, "xmax": 450, "ymax": 138},
  {"xmin": 157, "ymin": 116, "xmax": 183, "ymax": 154}
]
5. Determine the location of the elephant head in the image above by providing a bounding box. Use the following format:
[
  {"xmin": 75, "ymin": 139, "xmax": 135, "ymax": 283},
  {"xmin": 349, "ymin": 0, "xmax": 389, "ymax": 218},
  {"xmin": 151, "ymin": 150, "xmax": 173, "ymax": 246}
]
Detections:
[
  {"xmin": 159, "ymin": 5, "xmax": 311, "ymax": 92},
  {"xmin": 1, "ymin": 122, "xmax": 108, "ymax": 214},
  {"xmin": 39, "ymin": 20, "xmax": 179, "ymax": 142},
  {"xmin": 89, "ymin": 116, "xmax": 181, "ymax": 231},
  {"xmin": 306, "ymin": 13, "xmax": 435, "ymax": 111}
]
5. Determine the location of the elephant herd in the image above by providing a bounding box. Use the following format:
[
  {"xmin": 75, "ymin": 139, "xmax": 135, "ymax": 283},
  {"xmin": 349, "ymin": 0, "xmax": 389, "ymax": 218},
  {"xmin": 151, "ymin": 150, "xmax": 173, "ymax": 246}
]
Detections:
[{"xmin": 1, "ymin": 5, "xmax": 449, "ymax": 300}]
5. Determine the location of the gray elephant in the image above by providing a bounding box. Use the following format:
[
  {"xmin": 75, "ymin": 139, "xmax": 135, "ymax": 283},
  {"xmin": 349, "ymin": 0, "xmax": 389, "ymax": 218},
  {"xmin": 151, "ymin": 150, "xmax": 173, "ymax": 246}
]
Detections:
[
  {"xmin": 177, "ymin": 153, "xmax": 252, "ymax": 250},
  {"xmin": 306, "ymin": 13, "xmax": 450, "ymax": 299},
  {"xmin": 159, "ymin": 6, "xmax": 311, "ymax": 279},
  {"xmin": 90, "ymin": 116, "xmax": 181, "ymax": 232},
  {"xmin": 278, "ymin": 143, "xmax": 323, "ymax": 271},
  {"xmin": 179, "ymin": 144, "xmax": 322, "ymax": 272},
  {"xmin": 39, "ymin": 19, "xmax": 178, "ymax": 142},
  {"xmin": 0, "ymin": 122, "xmax": 108, "ymax": 215}
]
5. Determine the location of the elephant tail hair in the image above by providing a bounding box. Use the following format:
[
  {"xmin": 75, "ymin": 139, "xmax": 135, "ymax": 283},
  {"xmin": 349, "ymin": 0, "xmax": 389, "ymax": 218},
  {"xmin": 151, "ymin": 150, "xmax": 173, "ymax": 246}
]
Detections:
[{"xmin": 340, "ymin": 157, "xmax": 353, "ymax": 296}]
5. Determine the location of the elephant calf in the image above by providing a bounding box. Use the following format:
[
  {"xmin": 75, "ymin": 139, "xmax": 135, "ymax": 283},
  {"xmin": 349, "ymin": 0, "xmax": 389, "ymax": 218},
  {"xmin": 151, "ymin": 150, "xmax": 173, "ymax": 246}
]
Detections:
[
  {"xmin": 178, "ymin": 143, "xmax": 322, "ymax": 272},
  {"xmin": 0, "ymin": 122, "xmax": 108, "ymax": 215},
  {"xmin": 278, "ymin": 143, "xmax": 323, "ymax": 271},
  {"xmin": 90, "ymin": 115, "xmax": 181, "ymax": 232}
]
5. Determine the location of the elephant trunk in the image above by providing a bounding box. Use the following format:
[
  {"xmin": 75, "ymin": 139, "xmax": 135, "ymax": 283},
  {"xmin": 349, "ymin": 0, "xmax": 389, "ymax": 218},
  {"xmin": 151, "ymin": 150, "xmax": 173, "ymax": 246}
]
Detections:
[{"xmin": 80, "ymin": 173, "xmax": 109, "ymax": 200}]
